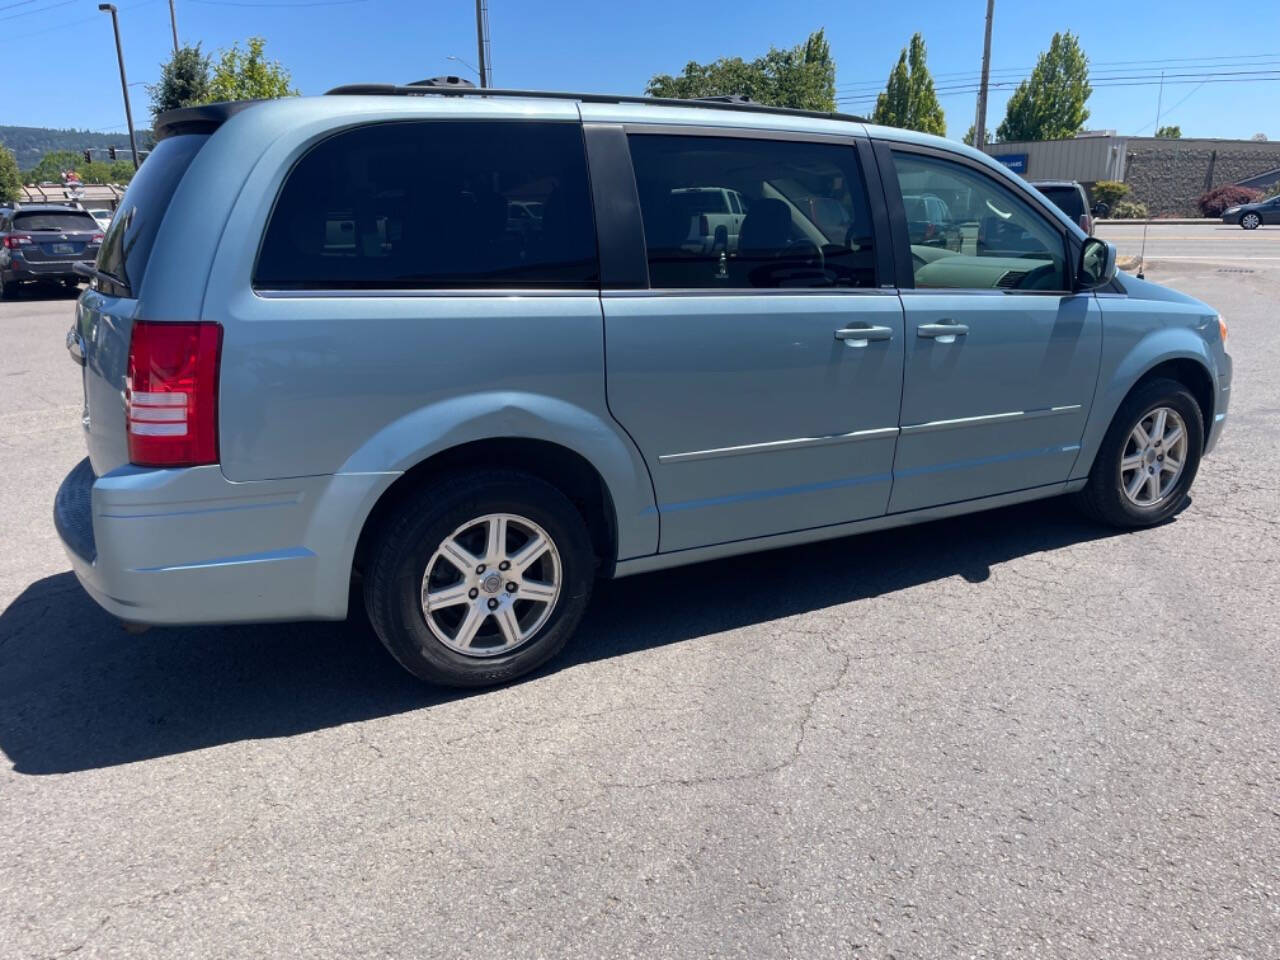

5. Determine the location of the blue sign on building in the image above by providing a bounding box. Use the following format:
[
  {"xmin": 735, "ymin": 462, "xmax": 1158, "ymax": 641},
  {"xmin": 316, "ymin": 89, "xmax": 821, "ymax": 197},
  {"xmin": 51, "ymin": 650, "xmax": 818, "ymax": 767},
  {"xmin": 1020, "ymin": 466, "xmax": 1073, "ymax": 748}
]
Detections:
[{"xmin": 994, "ymin": 153, "xmax": 1028, "ymax": 175}]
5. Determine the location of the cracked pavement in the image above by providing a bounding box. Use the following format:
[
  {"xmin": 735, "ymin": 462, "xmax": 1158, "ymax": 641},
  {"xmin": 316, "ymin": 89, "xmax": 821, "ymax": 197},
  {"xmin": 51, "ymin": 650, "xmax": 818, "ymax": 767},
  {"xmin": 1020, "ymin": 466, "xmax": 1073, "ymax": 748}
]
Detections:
[{"xmin": 1, "ymin": 239, "xmax": 1278, "ymax": 958}]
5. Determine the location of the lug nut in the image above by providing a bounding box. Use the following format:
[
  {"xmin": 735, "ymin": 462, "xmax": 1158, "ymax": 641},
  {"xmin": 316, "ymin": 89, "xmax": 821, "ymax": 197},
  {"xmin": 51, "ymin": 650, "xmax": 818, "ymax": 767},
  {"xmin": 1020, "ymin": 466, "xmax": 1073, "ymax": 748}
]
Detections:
[
  {"xmin": 476, "ymin": 564, "xmax": 486, "ymax": 574},
  {"xmin": 506, "ymin": 582, "xmax": 518, "ymax": 593},
  {"xmin": 498, "ymin": 560, "xmax": 510, "ymax": 571},
  {"xmin": 468, "ymin": 588, "xmax": 478, "ymax": 600},
  {"xmin": 487, "ymin": 598, "xmax": 499, "ymax": 610}
]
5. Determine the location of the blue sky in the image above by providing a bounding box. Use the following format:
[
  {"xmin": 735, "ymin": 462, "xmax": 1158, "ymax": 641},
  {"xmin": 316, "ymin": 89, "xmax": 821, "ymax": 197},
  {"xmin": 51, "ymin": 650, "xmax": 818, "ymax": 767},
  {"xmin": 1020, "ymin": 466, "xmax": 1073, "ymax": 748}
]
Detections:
[{"xmin": 5, "ymin": 0, "xmax": 1279, "ymax": 139}]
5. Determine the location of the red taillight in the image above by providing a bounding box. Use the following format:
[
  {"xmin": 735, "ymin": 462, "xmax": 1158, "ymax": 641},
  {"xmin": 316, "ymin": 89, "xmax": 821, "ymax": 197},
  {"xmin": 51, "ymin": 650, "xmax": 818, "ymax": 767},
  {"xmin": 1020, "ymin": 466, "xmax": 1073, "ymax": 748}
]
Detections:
[
  {"xmin": 126, "ymin": 321, "xmax": 222, "ymax": 467},
  {"xmin": 91, "ymin": 232, "xmax": 104, "ymax": 244},
  {"xmin": 3, "ymin": 234, "xmax": 32, "ymax": 249}
]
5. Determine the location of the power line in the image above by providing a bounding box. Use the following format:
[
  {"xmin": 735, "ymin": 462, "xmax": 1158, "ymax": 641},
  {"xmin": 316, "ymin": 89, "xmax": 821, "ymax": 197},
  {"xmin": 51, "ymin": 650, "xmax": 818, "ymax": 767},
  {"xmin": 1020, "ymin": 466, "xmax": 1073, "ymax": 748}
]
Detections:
[
  {"xmin": 836, "ymin": 53, "xmax": 1280, "ymax": 92},
  {"xmin": 836, "ymin": 69, "xmax": 1280, "ymax": 102},
  {"xmin": 0, "ymin": 0, "xmax": 75, "ymax": 22}
]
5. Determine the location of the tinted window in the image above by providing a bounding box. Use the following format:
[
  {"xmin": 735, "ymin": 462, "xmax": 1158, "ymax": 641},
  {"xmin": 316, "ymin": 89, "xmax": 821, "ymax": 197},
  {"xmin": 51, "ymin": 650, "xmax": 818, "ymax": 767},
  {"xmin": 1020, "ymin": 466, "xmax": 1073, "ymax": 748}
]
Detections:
[
  {"xmin": 13, "ymin": 211, "xmax": 99, "ymax": 231},
  {"xmin": 255, "ymin": 121, "xmax": 598, "ymax": 290},
  {"xmin": 893, "ymin": 152, "xmax": 1067, "ymax": 291},
  {"xmin": 96, "ymin": 133, "xmax": 208, "ymax": 297},
  {"xmin": 1036, "ymin": 185, "xmax": 1084, "ymax": 219},
  {"xmin": 628, "ymin": 134, "xmax": 877, "ymax": 289}
]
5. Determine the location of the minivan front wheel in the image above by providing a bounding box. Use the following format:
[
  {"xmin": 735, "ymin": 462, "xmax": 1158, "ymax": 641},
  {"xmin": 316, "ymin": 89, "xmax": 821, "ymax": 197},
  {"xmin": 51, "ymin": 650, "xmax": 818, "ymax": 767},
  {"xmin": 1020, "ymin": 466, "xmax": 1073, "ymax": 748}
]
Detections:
[
  {"xmin": 1076, "ymin": 378, "xmax": 1204, "ymax": 528},
  {"xmin": 364, "ymin": 471, "xmax": 594, "ymax": 687}
]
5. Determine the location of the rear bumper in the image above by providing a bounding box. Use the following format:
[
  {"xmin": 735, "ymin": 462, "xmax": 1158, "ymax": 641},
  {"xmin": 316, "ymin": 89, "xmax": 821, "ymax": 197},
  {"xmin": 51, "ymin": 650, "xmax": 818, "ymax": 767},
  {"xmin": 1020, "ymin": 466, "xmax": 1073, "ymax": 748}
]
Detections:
[
  {"xmin": 54, "ymin": 458, "xmax": 397, "ymax": 625},
  {"xmin": 5, "ymin": 259, "xmax": 92, "ymax": 282}
]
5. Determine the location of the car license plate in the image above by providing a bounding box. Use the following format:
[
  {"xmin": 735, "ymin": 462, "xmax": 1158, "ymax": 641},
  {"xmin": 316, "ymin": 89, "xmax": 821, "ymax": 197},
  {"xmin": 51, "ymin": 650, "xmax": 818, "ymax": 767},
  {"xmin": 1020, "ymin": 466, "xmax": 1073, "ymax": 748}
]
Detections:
[{"xmin": 52, "ymin": 243, "xmax": 75, "ymax": 255}]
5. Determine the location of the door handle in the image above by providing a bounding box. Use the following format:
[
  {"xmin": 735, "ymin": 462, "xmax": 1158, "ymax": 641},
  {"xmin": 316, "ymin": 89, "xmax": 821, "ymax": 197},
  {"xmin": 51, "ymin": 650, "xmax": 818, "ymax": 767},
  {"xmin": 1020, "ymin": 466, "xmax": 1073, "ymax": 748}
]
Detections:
[
  {"xmin": 917, "ymin": 321, "xmax": 969, "ymax": 344},
  {"xmin": 834, "ymin": 324, "xmax": 894, "ymax": 347}
]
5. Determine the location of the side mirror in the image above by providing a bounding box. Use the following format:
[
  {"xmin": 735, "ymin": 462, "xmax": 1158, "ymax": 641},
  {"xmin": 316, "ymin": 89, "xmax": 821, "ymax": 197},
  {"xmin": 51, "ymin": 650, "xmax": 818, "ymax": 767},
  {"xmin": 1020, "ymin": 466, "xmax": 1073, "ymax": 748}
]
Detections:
[
  {"xmin": 1078, "ymin": 237, "xmax": 1117, "ymax": 290},
  {"xmin": 1091, "ymin": 201, "xmax": 1109, "ymax": 217}
]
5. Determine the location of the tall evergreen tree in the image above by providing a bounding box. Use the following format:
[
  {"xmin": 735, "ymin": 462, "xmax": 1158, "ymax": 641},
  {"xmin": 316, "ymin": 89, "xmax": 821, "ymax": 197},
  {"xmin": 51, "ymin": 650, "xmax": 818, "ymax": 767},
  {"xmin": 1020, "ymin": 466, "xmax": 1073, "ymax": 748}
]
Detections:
[
  {"xmin": 996, "ymin": 32, "xmax": 1091, "ymax": 142},
  {"xmin": 148, "ymin": 45, "xmax": 212, "ymax": 123},
  {"xmin": 872, "ymin": 34, "xmax": 945, "ymax": 135}
]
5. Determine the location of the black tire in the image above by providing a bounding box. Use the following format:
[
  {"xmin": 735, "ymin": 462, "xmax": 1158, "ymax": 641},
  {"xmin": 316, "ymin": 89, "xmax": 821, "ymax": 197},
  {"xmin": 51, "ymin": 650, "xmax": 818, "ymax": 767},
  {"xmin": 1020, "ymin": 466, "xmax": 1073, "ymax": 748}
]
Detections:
[
  {"xmin": 363, "ymin": 470, "xmax": 595, "ymax": 688},
  {"xmin": 1241, "ymin": 212, "xmax": 1261, "ymax": 230},
  {"xmin": 1076, "ymin": 377, "xmax": 1204, "ymax": 528},
  {"xmin": 0, "ymin": 274, "xmax": 11, "ymax": 300}
]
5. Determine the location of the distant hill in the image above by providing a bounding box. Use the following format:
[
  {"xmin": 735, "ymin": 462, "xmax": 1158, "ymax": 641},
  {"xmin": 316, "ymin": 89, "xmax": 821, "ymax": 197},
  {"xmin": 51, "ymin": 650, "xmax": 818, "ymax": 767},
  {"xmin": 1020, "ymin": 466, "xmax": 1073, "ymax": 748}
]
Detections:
[{"xmin": 0, "ymin": 125, "xmax": 155, "ymax": 172}]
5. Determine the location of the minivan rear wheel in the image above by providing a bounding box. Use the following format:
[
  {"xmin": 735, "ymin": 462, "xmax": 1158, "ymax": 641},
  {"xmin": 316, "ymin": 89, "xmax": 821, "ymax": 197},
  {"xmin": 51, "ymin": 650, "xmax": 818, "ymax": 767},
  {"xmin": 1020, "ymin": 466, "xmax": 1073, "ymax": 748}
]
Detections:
[
  {"xmin": 1075, "ymin": 378, "xmax": 1204, "ymax": 528},
  {"xmin": 363, "ymin": 471, "xmax": 594, "ymax": 687}
]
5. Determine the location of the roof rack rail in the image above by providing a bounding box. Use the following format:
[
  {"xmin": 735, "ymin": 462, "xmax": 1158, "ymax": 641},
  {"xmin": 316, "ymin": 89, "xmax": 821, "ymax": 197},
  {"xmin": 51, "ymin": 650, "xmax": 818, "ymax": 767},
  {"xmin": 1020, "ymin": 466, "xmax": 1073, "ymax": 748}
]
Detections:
[{"xmin": 323, "ymin": 83, "xmax": 866, "ymax": 124}]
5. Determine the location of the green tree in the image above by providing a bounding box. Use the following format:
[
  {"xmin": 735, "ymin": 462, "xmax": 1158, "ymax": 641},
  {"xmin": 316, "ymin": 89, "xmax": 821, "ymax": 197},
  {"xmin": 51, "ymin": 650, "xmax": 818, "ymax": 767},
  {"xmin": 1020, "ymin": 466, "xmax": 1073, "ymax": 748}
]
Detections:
[
  {"xmin": 872, "ymin": 34, "xmax": 945, "ymax": 135},
  {"xmin": 148, "ymin": 44, "xmax": 212, "ymax": 123},
  {"xmin": 0, "ymin": 145, "xmax": 21, "ymax": 203},
  {"xmin": 646, "ymin": 29, "xmax": 836, "ymax": 111},
  {"xmin": 996, "ymin": 32, "xmax": 1091, "ymax": 142},
  {"xmin": 1154, "ymin": 125, "xmax": 1181, "ymax": 139},
  {"xmin": 962, "ymin": 124, "xmax": 991, "ymax": 147},
  {"xmin": 208, "ymin": 37, "xmax": 299, "ymax": 102}
]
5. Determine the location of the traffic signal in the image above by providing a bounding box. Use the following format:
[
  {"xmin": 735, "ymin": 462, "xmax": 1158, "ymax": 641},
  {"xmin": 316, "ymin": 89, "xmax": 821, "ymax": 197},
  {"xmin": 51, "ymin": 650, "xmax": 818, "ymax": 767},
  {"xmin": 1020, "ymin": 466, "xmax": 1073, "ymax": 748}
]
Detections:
[
  {"xmin": 108, "ymin": 146, "xmax": 117, "ymax": 161},
  {"xmin": 83, "ymin": 149, "xmax": 92, "ymax": 163}
]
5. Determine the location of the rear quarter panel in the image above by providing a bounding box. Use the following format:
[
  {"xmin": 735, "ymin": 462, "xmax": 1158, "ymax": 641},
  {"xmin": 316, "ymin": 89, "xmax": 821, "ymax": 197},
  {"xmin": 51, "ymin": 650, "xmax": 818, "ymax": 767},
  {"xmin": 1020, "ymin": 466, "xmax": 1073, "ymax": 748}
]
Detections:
[{"xmin": 198, "ymin": 98, "xmax": 659, "ymax": 560}]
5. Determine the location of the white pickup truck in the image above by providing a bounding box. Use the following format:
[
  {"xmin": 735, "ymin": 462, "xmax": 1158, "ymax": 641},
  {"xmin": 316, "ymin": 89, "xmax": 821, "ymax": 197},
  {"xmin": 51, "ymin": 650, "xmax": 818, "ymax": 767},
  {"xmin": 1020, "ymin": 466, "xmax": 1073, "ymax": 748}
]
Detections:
[{"xmin": 671, "ymin": 186, "xmax": 747, "ymax": 254}]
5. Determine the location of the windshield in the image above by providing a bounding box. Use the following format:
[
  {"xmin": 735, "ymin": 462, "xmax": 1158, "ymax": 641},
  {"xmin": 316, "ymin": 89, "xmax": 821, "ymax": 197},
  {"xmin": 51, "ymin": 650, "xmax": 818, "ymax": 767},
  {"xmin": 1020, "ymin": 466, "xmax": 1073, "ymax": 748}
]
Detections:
[{"xmin": 12, "ymin": 211, "xmax": 99, "ymax": 232}]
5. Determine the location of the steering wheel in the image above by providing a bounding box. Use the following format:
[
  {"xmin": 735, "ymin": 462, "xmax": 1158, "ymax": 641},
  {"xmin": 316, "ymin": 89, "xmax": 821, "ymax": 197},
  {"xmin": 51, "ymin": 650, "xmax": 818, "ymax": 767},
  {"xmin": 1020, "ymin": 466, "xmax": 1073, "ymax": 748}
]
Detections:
[{"xmin": 1016, "ymin": 262, "xmax": 1060, "ymax": 290}]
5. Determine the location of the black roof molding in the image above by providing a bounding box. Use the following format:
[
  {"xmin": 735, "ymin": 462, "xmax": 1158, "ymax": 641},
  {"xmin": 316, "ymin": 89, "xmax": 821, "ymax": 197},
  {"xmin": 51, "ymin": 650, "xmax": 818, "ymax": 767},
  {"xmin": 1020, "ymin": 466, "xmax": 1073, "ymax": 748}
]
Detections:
[
  {"xmin": 153, "ymin": 100, "xmax": 265, "ymax": 140},
  {"xmin": 324, "ymin": 84, "xmax": 866, "ymax": 124}
]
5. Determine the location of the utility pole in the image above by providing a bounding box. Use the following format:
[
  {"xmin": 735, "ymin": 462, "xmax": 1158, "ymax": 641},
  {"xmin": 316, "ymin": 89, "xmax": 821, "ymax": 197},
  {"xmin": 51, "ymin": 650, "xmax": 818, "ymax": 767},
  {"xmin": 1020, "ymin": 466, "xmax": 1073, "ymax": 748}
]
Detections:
[
  {"xmin": 99, "ymin": 4, "xmax": 140, "ymax": 171},
  {"xmin": 168, "ymin": 0, "xmax": 179, "ymax": 54},
  {"xmin": 973, "ymin": 0, "xmax": 994, "ymax": 150},
  {"xmin": 474, "ymin": 0, "xmax": 490, "ymax": 88}
]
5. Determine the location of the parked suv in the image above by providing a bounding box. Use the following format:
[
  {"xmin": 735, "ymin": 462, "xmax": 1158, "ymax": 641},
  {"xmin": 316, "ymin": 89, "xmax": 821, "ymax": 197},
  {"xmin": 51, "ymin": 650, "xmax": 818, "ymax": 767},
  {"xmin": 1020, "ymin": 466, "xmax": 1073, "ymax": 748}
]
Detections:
[
  {"xmin": 1, "ymin": 204, "xmax": 103, "ymax": 298},
  {"xmin": 56, "ymin": 88, "xmax": 1232, "ymax": 687},
  {"xmin": 1030, "ymin": 180, "xmax": 1106, "ymax": 235}
]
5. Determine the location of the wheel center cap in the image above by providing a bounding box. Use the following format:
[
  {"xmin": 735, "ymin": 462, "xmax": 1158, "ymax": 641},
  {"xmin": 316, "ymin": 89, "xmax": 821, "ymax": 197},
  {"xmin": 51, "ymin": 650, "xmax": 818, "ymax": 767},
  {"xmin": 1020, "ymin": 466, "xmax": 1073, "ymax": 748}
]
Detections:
[{"xmin": 481, "ymin": 572, "xmax": 503, "ymax": 595}]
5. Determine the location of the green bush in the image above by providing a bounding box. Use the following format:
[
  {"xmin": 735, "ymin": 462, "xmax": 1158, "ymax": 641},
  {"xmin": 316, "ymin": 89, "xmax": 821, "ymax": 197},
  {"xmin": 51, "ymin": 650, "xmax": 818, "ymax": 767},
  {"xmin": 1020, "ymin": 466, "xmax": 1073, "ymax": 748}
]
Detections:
[
  {"xmin": 1091, "ymin": 180, "xmax": 1129, "ymax": 209},
  {"xmin": 1110, "ymin": 199, "xmax": 1149, "ymax": 220}
]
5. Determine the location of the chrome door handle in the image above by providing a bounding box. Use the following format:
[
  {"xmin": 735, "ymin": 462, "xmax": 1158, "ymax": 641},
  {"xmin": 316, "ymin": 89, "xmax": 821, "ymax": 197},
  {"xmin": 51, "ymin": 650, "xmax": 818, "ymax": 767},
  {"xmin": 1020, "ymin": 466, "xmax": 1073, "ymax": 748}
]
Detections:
[
  {"xmin": 917, "ymin": 321, "xmax": 969, "ymax": 344},
  {"xmin": 834, "ymin": 325, "xmax": 894, "ymax": 347},
  {"xmin": 66, "ymin": 327, "xmax": 86, "ymax": 366}
]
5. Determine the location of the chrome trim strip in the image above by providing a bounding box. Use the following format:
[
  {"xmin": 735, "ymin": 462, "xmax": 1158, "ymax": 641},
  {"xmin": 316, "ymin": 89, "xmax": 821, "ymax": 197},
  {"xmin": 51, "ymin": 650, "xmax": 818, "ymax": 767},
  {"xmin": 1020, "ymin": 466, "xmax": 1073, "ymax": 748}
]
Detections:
[
  {"xmin": 658, "ymin": 426, "xmax": 899, "ymax": 464},
  {"xmin": 604, "ymin": 287, "xmax": 895, "ymax": 299},
  {"xmin": 254, "ymin": 288, "xmax": 599, "ymax": 300},
  {"xmin": 900, "ymin": 404, "xmax": 1082, "ymax": 435}
]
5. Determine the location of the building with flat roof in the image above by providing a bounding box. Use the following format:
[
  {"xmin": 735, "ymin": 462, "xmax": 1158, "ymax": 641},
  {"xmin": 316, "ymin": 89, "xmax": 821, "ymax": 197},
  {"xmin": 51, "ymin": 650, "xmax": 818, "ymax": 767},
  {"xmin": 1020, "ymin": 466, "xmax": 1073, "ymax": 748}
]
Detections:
[{"xmin": 986, "ymin": 135, "xmax": 1280, "ymax": 216}]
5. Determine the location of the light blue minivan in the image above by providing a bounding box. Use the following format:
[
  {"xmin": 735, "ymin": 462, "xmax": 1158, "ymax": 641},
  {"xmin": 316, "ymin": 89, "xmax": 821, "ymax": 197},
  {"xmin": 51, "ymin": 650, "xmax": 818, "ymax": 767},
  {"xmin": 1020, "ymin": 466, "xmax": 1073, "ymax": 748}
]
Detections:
[{"xmin": 56, "ymin": 85, "xmax": 1231, "ymax": 687}]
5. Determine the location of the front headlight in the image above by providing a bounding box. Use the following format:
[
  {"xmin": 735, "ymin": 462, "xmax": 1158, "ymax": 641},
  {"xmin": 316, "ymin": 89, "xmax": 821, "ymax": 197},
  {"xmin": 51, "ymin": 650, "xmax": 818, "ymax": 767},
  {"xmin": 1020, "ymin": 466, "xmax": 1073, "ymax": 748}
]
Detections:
[{"xmin": 1224, "ymin": 206, "xmax": 1241, "ymax": 215}]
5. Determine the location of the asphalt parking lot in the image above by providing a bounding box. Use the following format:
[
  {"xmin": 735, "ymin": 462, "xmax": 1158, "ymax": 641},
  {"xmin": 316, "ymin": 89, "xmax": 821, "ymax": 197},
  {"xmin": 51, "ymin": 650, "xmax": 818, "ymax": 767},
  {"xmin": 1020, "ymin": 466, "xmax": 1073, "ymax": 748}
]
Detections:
[{"xmin": 1, "ymin": 223, "xmax": 1277, "ymax": 958}]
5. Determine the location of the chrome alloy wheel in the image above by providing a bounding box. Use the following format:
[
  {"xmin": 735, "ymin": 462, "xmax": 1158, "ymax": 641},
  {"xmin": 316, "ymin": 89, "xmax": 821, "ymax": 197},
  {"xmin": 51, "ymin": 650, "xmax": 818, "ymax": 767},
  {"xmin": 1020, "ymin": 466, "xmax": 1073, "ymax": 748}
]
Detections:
[
  {"xmin": 1242, "ymin": 212, "xmax": 1261, "ymax": 230},
  {"xmin": 420, "ymin": 513, "xmax": 562, "ymax": 657},
  {"xmin": 1120, "ymin": 406, "xmax": 1188, "ymax": 507}
]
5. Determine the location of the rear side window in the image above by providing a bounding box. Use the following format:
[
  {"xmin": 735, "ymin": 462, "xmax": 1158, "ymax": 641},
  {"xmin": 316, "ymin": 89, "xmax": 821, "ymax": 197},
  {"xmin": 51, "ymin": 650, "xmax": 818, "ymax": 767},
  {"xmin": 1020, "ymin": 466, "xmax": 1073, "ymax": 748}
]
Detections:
[
  {"xmin": 95, "ymin": 133, "xmax": 208, "ymax": 297},
  {"xmin": 254, "ymin": 121, "xmax": 599, "ymax": 290},
  {"xmin": 628, "ymin": 134, "xmax": 877, "ymax": 290},
  {"xmin": 1037, "ymin": 186, "xmax": 1084, "ymax": 219},
  {"xmin": 13, "ymin": 211, "xmax": 99, "ymax": 231}
]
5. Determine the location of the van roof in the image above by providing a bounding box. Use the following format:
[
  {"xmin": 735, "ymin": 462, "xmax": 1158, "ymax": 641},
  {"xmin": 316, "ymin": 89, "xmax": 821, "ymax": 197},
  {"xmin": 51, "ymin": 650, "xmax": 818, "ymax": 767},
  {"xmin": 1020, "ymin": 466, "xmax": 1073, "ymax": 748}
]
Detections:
[{"xmin": 154, "ymin": 86, "xmax": 868, "ymax": 141}]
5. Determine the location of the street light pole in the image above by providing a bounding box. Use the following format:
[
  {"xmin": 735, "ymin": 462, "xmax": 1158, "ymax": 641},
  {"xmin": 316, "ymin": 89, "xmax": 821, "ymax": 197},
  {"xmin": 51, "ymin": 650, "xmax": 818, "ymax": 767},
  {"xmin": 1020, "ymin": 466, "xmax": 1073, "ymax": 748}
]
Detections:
[
  {"xmin": 973, "ymin": 0, "xmax": 995, "ymax": 150},
  {"xmin": 99, "ymin": 4, "xmax": 140, "ymax": 171},
  {"xmin": 168, "ymin": 0, "xmax": 179, "ymax": 55},
  {"xmin": 474, "ymin": 0, "xmax": 489, "ymax": 88}
]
